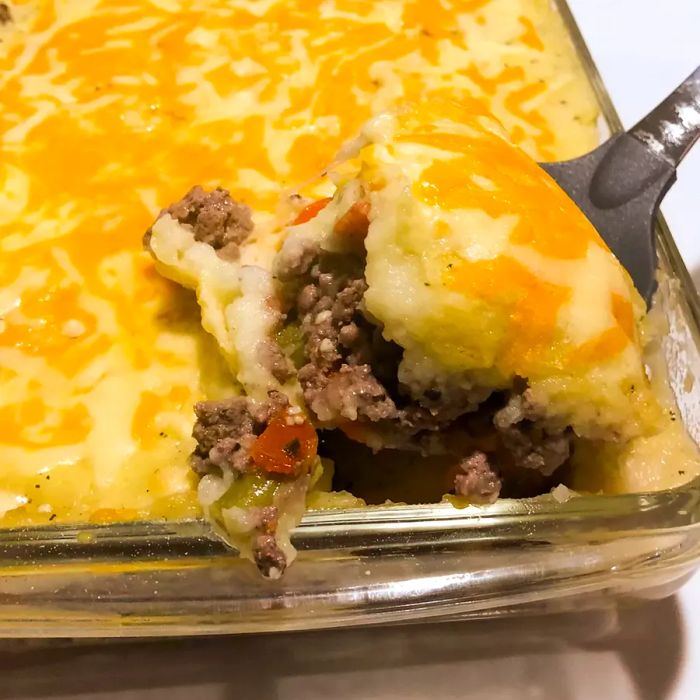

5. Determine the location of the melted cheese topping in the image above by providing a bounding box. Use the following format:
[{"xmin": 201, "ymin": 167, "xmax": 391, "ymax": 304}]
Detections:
[
  {"xmin": 0, "ymin": 0, "xmax": 600, "ymax": 525},
  {"xmin": 373, "ymin": 102, "xmax": 639, "ymax": 368}
]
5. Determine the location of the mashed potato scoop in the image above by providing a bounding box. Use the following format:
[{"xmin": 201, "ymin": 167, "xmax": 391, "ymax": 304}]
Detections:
[{"xmin": 146, "ymin": 98, "xmax": 700, "ymax": 576}]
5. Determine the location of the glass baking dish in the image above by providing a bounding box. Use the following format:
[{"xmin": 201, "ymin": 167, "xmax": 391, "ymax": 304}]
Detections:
[{"xmin": 2, "ymin": 0, "xmax": 700, "ymax": 638}]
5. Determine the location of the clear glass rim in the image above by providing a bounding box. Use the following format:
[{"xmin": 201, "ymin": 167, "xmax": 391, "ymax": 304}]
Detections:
[{"xmin": 4, "ymin": 483, "xmax": 700, "ymax": 558}]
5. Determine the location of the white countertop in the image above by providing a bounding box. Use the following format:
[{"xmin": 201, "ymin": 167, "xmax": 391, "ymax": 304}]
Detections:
[
  {"xmin": 568, "ymin": 1, "xmax": 700, "ymax": 698},
  {"xmin": 3, "ymin": 1, "xmax": 699, "ymax": 698}
]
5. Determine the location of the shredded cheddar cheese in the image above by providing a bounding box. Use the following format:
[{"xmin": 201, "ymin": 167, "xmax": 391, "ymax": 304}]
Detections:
[{"xmin": 0, "ymin": 0, "xmax": 601, "ymax": 525}]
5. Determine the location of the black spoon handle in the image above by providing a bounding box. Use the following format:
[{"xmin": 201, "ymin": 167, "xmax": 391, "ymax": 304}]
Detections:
[
  {"xmin": 540, "ymin": 65, "xmax": 700, "ymax": 304},
  {"xmin": 630, "ymin": 64, "xmax": 700, "ymax": 168}
]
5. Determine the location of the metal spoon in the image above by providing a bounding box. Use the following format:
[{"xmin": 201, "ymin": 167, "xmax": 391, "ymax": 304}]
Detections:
[{"xmin": 540, "ymin": 65, "xmax": 700, "ymax": 305}]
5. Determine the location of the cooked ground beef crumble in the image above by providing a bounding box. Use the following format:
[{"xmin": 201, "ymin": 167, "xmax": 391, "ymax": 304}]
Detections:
[
  {"xmin": 454, "ymin": 451, "xmax": 502, "ymax": 504},
  {"xmin": 144, "ymin": 185, "xmax": 253, "ymax": 260},
  {"xmin": 192, "ymin": 391, "xmax": 288, "ymax": 476},
  {"xmin": 287, "ymin": 254, "xmax": 487, "ymax": 440},
  {"xmin": 276, "ymin": 245, "xmax": 573, "ymax": 499}
]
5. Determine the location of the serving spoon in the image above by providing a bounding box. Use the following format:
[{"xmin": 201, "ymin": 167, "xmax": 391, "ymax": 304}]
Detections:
[{"xmin": 540, "ymin": 65, "xmax": 700, "ymax": 305}]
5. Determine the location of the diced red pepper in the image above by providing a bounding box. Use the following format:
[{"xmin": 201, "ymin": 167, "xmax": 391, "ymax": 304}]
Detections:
[
  {"xmin": 250, "ymin": 409, "xmax": 318, "ymax": 477},
  {"xmin": 333, "ymin": 200, "xmax": 370, "ymax": 242},
  {"xmin": 292, "ymin": 197, "xmax": 332, "ymax": 225}
]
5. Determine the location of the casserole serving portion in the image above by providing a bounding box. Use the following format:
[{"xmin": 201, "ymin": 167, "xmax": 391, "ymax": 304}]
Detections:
[
  {"xmin": 2, "ymin": 0, "xmax": 700, "ymax": 631},
  {"xmin": 146, "ymin": 98, "xmax": 699, "ymax": 575}
]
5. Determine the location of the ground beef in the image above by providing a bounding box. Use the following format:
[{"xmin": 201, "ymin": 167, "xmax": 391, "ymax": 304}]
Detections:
[
  {"xmin": 397, "ymin": 359, "xmax": 491, "ymax": 421},
  {"xmin": 494, "ymin": 392, "xmax": 572, "ymax": 476},
  {"xmin": 396, "ymin": 384, "xmax": 492, "ymax": 435},
  {"xmin": 191, "ymin": 391, "xmax": 288, "ymax": 476},
  {"xmin": 257, "ymin": 339, "xmax": 295, "ymax": 384},
  {"xmin": 454, "ymin": 451, "xmax": 502, "ymax": 504},
  {"xmin": 0, "ymin": 3, "xmax": 11, "ymax": 24},
  {"xmin": 293, "ymin": 256, "xmax": 485, "ymax": 442},
  {"xmin": 251, "ymin": 505, "xmax": 279, "ymax": 534},
  {"xmin": 252, "ymin": 534, "xmax": 287, "ymax": 578},
  {"xmin": 299, "ymin": 362, "xmax": 397, "ymax": 423},
  {"xmin": 280, "ymin": 243, "xmax": 576, "ymax": 498},
  {"xmin": 301, "ymin": 273, "xmax": 368, "ymax": 370},
  {"xmin": 145, "ymin": 185, "xmax": 253, "ymax": 259},
  {"xmin": 294, "ymin": 259, "xmax": 403, "ymax": 426},
  {"xmin": 275, "ymin": 236, "xmax": 321, "ymax": 281},
  {"xmin": 498, "ymin": 427, "xmax": 571, "ymax": 476}
]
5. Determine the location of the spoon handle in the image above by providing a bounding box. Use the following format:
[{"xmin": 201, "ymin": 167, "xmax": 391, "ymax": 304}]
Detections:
[{"xmin": 629, "ymin": 65, "xmax": 700, "ymax": 168}]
